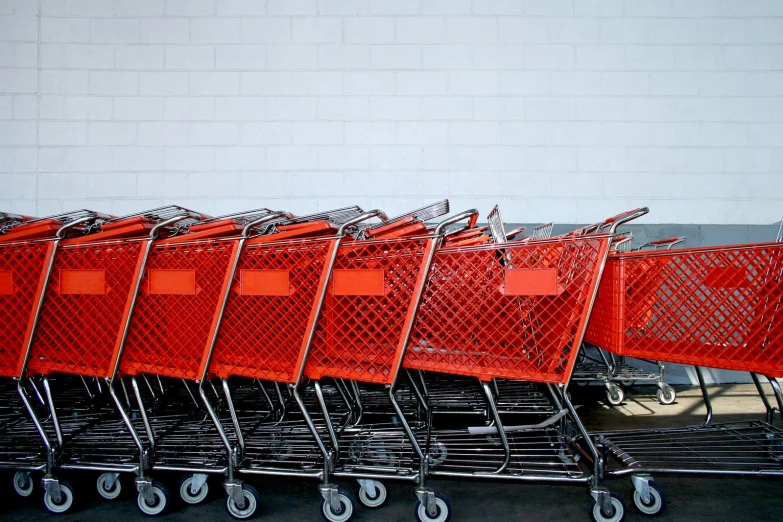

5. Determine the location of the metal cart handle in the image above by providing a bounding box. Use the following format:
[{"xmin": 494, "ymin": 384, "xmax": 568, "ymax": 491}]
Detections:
[
  {"xmin": 242, "ymin": 211, "xmax": 292, "ymax": 237},
  {"xmin": 435, "ymin": 209, "xmax": 480, "ymax": 236},
  {"xmin": 338, "ymin": 209, "xmax": 388, "ymax": 236},
  {"xmin": 599, "ymin": 207, "xmax": 649, "ymax": 234},
  {"xmin": 506, "ymin": 226, "xmax": 526, "ymax": 240},
  {"xmin": 149, "ymin": 212, "xmax": 203, "ymax": 240},
  {"xmin": 639, "ymin": 237, "xmax": 685, "ymax": 250},
  {"xmin": 55, "ymin": 215, "xmax": 102, "ymax": 239}
]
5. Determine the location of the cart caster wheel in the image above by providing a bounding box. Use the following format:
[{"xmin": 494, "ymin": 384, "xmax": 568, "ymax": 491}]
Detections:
[
  {"xmin": 13, "ymin": 471, "xmax": 33, "ymax": 497},
  {"xmin": 179, "ymin": 475, "xmax": 209, "ymax": 505},
  {"xmin": 43, "ymin": 482, "xmax": 75, "ymax": 514},
  {"xmin": 633, "ymin": 482, "xmax": 666, "ymax": 517},
  {"xmin": 321, "ymin": 490, "xmax": 355, "ymax": 522},
  {"xmin": 97, "ymin": 472, "xmax": 122, "ymax": 500},
  {"xmin": 429, "ymin": 441, "xmax": 448, "ymax": 466},
  {"xmin": 589, "ymin": 492, "xmax": 625, "ymax": 522},
  {"xmin": 657, "ymin": 385, "xmax": 676, "ymax": 405},
  {"xmin": 226, "ymin": 484, "xmax": 259, "ymax": 520},
  {"xmin": 415, "ymin": 492, "xmax": 451, "ymax": 522},
  {"xmin": 358, "ymin": 480, "xmax": 387, "ymax": 508},
  {"xmin": 137, "ymin": 482, "xmax": 169, "ymax": 516},
  {"xmin": 606, "ymin": 385, "xmax": 624, "ymax": 406}
]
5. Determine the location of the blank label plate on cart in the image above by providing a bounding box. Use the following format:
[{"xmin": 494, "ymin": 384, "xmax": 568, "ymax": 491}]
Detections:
[
  {"xmin": 148, "ymin": 269, "xmax": 196, "ymax": 295},
  {"xmin": 503, "ymin": 268, "xmax": 560, "ymax": 296},
  {"xmin": 240, "ymin": 269, "xmax": 290, "ymax": 296},
  {"xmin": 59, "ymin": 269, "xmax": 105, "ymax": 295},
  {"xmin": 332, "ymin": 269, "xmax": 385, "ymax": 296},
  {"xmin": 0, "ymin": 270, "xmax": 12, "ymax": 294}
]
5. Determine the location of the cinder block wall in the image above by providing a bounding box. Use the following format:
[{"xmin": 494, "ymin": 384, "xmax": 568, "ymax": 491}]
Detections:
[{"xmin": 1, "ymin": 0, "xmax": 781, "ymax": 224}]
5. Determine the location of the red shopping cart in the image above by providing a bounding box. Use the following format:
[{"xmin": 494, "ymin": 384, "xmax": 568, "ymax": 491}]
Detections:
[
  {"xmin": 0, "ymin": 210, "xmax": 113, "ymax": 510},
  {"xmin": 585, "ymin": 234, "xmax": 783, "ymax": 518},
  {"xmin": 396, "ymin": 208, "xmax": 644, "ymax": 522}
]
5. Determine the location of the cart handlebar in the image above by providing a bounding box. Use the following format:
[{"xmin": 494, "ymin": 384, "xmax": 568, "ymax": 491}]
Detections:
[
  {"xmin": 506, "ymin": 226, "xmax": 527, "ymax": 240},
  {"xmin": 599, "ymin": 207, "xmax": 649, "ymax": 234},
  {"xmin": 639, "ymin": 236, "xmax": 685, "ymax": 250},
  {"xmin": 55, "ymin": 216, "xmax": 99, "ymax": 239},
  {"xmin": 338, "ymin": 209, "xmax": 388, "ymax": 236},
  {"xmin": 149, "ymin": 212, "xmax": 203, "ymax": 240},
  {"xmin": 436, "ymin": 209, "xmax": 479, "ymax": 236},
  {"xmin": 242, "ymin": 210, "xmax": 292, "ymax": 238}
]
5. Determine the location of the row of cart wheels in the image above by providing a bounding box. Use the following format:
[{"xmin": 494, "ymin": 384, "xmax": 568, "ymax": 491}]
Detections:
[
  {"xmin": 605, "ymin": 384, "xmax": 676, "ymax": 406},
  {"xmin": 15, "ymin": 472, "xmax": 667, "ymax": 521},
  {"xmin": 14, "ymin": 472, "xmax": 75, "ymax": 514},
  {"xmin": 588, "ymin": 481, "xmax": 666, "ymax": 522}
]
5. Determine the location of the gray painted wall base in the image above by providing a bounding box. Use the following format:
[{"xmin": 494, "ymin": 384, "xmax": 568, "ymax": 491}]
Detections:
[{"xmin": 547, "ymin": 223, "xmax": 780, "ymax": 248}]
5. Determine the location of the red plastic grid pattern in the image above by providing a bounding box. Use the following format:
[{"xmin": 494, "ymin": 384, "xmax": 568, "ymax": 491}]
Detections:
[
  {"xmin": 208, "ymin": 238, "xmax": 335, "ymax": 382},
  {"xmin": 404, "ymin": 235, "xmax": 610, "ymax": 384},
  {"xmin": 0, "ymin": 241, "xmax": 53, "ymax": 378},
  {"xmin": 120, "ymin": 240, "xmax": 235, "ymax": 380},
  {"xmin": 27, "ymin": 240, "xmax": 144, "ymax": 378},
  {"xmin": 585, "ymin": 243, "xmax": 783, "ymax": 377},
  {"xmin": 305, "ymin": 237, "xmax": 432, "ymax": 385}
]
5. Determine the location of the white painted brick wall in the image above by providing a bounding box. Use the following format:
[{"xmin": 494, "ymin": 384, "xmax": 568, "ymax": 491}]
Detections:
[{"xmin": 0, "ymin": 0, "xmax": 781, "ymax": 224}]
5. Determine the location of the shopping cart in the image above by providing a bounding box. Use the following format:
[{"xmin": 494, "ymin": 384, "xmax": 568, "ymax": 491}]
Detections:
[
  {"xmin": 579, "ymin": 236, "xmax": 685, "ymax": 405},
  {"xmin": 0, "ymin": 210, "xmax": 113, "ymax": 510},
  {"xmin": 392, "ymin": 208, "xmax": 647, "ymax": 522},
  {"xmin": 402, "ymin": 206, "xmax": 563, "ymax": 420},
  {"xmin": 582, "ymin": 230, "xmax": 783, "ymax": 517}
]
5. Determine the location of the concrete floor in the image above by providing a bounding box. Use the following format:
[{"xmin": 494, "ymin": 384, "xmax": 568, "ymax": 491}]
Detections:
[{"xmin": 3, "ymin": 384, "xmax": 782, "ymax": 521}]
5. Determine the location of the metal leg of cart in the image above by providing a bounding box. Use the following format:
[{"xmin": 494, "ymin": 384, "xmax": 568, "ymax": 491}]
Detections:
[
  {"xmin": 17, "ymin": 379, "xmax": 70, "ymax": 511},
  {"xmin": 388, "ymin": 383, "xmax": 445, "ymax": 520},
  {"xmin": 293, "ymin": 384, "xmax": 352, "ymax": 521},
  {"xmin": 751, "ymin": 373, "xmax": 776, "ymax": 425},
  {"xmin": 560, "ymin": 384, "xmax": 625, "ymax": 522},
  {"xmin": 198, "ymin": 380, "xmax": 258, "ymax": 518},
  {"xmin": 694, "ymin": 366, "xmax": 713, "ymax": 426}
]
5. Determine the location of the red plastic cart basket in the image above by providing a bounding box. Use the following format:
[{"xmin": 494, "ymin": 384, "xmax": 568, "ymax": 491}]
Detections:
[
  {"xmin": 303, "ymin": 234, "xmax": 439, "ymax": 385},
  {"xmin": 119, "ymin": 235, "xmax": 239, "ymax": 381},
  {"xmin": 403, "ymin": 233, "xmax": 612, "ymax": 384},
  {"xmin": 204, "ymin": 230, "xmax": 339, "ymax": 383},
  {"xmin": 585, "ymin": 241, "xmax": 783, "ymax": 378},
  {"xmin": 0, "ymin": 239, "xmax": 55, "ymax": 378},
  {"xmin": 2, "ymin": 211, "xmax": 113, "ymax": 379}
]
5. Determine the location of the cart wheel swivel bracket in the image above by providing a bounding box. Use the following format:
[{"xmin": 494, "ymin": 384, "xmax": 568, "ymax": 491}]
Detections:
[
  {"xmin": 104, "ymin": 472, "xmax": 120, "ymax": 489},
  {"xmin": 631, "ymin": 474, "xmax": 653, "ymax": 505},
  {"xmin": 319, "ymin": 483, "xmax": 341, "ymax": 513},
  {"xmin": 223, "ymin": 479, "xmax": 245, "ymax": 509},
  {"xmin": 357, "ymin": 478, "xmax": 377, "ymax": 497},
  {"xmin": 416, "ymin": 487, "xmax": 438, "ymax": 517},
  {"xmin": 224, "ymin": 479, "xmax": 246, "ymax": 509},
  {"xmin": 136, "ymin": 477, "xmax": 155, "ymax": 504},
  {"xmin": 590, "ymin": 487, "xmax": 612, "ymax": 515},
  {"xmin": 190, "ymin": 473, "xmax": 208, "ymax": 495},
  {"xmin": 42, "ymin": 476, "xmax": 62, "ymax": 503}
]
